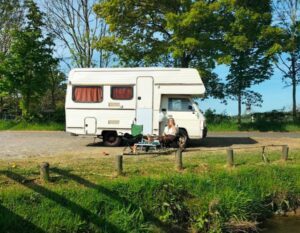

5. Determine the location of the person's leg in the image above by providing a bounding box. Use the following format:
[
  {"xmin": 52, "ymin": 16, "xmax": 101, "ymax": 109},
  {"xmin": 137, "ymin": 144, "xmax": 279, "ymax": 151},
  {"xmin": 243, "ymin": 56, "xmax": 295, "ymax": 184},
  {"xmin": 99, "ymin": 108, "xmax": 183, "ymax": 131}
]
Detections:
[
  {"xmin": 132, "ymin": 144, "xmax": 137, "ymax": 153},
  {"xmin": 164, "ymin": 135, "xmax": 176, "ymax": 144},
  {"xmin": 158, "ymin": 136, "xmax": 164, "ymax": 143}
]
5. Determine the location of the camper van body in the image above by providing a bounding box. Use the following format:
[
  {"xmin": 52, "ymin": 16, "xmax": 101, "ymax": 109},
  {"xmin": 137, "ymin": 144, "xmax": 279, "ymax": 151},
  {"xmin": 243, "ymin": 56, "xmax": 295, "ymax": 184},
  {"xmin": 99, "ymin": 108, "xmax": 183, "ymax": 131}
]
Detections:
[{"xmin": 65, "ymin": 68, "xmax": 207, "ymax": 146}]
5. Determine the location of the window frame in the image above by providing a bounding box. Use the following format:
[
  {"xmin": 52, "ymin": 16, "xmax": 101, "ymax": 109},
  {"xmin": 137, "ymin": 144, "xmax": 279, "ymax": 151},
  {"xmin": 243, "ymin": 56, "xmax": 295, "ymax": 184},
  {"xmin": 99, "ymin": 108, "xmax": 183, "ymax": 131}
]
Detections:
[
  {"xmin": 167, "ymin": 97, "xmax": 193, "ymax": 112},
  {"xmin": 110, "ymin": 85, "xmax": 134, "ymax": 100},
  {"xmin": 72, "ymin": 85, "xmax": 103, "ymax": 103}
]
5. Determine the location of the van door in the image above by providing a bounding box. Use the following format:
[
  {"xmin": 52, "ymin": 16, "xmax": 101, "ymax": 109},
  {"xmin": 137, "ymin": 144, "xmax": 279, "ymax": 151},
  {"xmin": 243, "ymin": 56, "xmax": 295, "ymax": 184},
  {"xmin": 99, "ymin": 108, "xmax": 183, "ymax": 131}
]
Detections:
[
  {"xmin": 136, "ymin": 77, "xmax": 154, "ymax": 134},
  {"xmin": 84, "ymin": 117, "xmax": 97, "ymax": 134},
  {"xmin": 166, "ymin": 97, "xmax": 201, "ymax": 138}
]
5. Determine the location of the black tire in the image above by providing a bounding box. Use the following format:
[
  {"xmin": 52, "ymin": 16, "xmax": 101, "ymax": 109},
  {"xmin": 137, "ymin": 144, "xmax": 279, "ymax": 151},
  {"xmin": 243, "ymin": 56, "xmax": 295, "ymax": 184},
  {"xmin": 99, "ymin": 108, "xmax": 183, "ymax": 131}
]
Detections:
[
  {"xmin": 203, "ymin": 126, "xmax": 208, "ymax": 138},
  {"xmin": 103, "ymin": 132, "xmax": 122, "ymax": 147},
  {"xmin": 178, "ymin": 129, "xmax": 188, "ymax": 149}
]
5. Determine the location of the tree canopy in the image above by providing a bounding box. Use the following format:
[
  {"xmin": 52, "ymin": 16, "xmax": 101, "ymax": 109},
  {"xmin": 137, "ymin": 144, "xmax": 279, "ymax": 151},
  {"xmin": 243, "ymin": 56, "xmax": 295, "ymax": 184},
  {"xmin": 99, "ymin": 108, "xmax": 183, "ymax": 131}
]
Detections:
[
  {"xmin": 94, "ymin": 0, "xmax": 228, "ymax": 98},
  {"xmin": 94, "ymin": 0, "xmax": 278, "ymax": 106}
]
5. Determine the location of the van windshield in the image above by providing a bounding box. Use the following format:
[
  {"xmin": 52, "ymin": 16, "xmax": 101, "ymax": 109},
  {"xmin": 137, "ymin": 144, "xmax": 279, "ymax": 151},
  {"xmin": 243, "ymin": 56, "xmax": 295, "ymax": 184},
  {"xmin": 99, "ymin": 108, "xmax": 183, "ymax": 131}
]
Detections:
[{"xmin": 168, "ymin": 98, "xmax": 193, "ymax": 111}]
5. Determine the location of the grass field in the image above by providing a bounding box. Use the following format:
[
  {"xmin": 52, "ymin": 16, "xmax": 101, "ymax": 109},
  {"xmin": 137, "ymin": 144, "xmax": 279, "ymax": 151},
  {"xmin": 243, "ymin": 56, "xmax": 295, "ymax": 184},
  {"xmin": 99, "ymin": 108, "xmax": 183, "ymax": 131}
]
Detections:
[
  {"xmin": 207, "ymin": 121, "xmax": 300, "ymax": 132},
  {"xmin": 1, "ymin": 119, "xmax": 299, "ymax": 132},
  {"xmin": 0, "ymin": 120, "xmax": 65, "ymax": 131},
  {"xmin": 0, "ymin": 149, "xmax": 299, "ymax": 232}
]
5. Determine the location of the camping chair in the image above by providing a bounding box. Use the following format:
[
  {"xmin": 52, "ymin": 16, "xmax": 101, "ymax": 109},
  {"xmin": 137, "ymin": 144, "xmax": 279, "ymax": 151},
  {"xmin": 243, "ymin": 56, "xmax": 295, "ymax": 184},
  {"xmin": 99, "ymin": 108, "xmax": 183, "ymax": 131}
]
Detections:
[{"xmin": 122, "ymin": 124, "xmax": 143, "ymax": 147}]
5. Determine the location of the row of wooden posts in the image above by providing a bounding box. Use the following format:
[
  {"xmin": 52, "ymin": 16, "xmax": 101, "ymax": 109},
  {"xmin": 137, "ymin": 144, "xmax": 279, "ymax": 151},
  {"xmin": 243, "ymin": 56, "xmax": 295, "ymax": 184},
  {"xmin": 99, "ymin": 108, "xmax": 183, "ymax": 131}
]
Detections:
[{"xmin": 39, "ymin": 145, "xmax": 289, "ymax": 181}]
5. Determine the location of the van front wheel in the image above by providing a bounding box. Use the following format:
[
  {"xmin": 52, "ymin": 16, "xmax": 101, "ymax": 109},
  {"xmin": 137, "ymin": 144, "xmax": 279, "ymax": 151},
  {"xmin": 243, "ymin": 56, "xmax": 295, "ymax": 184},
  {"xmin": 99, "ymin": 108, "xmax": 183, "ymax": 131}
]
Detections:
[
  {"xmin": 103, "ymin": 132, "xmax": 122, "ymax": 147},
  {"xmin": 178, "ymin": 129, "xmax": 188, "ymax": 149}
]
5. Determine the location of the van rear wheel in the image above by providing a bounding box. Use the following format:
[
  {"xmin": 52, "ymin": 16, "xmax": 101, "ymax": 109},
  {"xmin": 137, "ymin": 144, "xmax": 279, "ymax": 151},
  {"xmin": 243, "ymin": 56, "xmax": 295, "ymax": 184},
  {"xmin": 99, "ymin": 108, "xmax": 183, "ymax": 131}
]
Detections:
[{"xmin": 103, "ymin": 132, "xmax": 122, "ymax": 147}]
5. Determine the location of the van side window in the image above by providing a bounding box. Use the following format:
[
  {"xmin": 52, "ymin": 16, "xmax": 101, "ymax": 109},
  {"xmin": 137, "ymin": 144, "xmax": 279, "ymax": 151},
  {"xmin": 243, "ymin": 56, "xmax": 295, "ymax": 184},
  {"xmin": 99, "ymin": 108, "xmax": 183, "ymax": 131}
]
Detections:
[
  {"xmin": 168, "ymin": 98, "xmax": 191, "ymax": 111},
  {"xmin": 111, "ymin": 86, "xmax": 133, "ymax": 100},
  {"xmin": 73, "ymin": 86, "xmax": 103, "ymax": 103}
]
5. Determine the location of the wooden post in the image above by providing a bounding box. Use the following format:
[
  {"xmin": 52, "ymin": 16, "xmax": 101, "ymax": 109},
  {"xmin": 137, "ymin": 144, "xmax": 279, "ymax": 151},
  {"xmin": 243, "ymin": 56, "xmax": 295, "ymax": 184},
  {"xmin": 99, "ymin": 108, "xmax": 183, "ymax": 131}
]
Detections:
[
  {"xmin": 227, "ymin": 149, "xmax": 234, "ymax": 167},
  {"xmin": 175, "ymin": 148, "xmax": 183, "ymax": 170},
  {"xmin": 115, "ymin": 155, "xmax": 123, "ymax": 175},
  {"xmin": 281, "ymin": 145, "xmax": 289, "ymax": 161},
  {"xmin": 262, "ymin": 146, "xmax": 269, "ymax": 163},
  {"xmin": 40, "ymin": 162, "xmax": 50, "ymax": 182}
]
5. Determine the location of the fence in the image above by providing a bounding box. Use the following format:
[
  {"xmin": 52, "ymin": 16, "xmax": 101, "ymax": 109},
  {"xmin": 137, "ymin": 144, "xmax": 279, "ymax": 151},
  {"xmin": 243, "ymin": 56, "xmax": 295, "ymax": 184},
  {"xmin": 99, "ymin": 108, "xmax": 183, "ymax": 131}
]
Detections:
[{"xmin": 39, "ymin": 144, "xmax": 290, "ymax": 181}]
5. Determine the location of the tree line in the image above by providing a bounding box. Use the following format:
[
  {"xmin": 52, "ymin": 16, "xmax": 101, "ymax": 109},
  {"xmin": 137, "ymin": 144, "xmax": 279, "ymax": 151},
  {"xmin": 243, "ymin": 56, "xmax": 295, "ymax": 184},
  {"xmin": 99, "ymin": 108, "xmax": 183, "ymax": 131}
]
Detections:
[{"xmin": 0, "ymin": 0, "xmax": 299, "ymax": 123}]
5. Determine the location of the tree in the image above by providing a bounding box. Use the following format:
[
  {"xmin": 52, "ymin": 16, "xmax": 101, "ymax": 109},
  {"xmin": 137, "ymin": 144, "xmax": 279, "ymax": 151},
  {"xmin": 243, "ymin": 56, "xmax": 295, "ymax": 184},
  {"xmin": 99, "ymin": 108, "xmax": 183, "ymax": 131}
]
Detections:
[
  {"xmin": 42, "ymin": 67, "xmax": 66, "ymax": 110},
  {"xmin": 43, "ymin": 0, "xmax": 111, "ymax": 68},
  {"xmin": 222, "ymin": 0, "xmax": 275, "ymax": 123},
  {"xmin": 273, "ymin": 0, "xmax": 300, "ymax": 121},
  {"xmin": 1, "ymin": 0, "xmax": 57, "ymax": 118},
  {"xmin": 0, "ymin": 0, "xmax": 23, "ymax": 118},
  {"xmin": 40, "ymin": 66, "xmax": 66, "ymax": 123},
  {"xmin": 0, "ymin": 0, "xmax": 23, "ymax": 55},
  {"xmin": 94, "ymin": 0, "xmax": 226, "ymax": 98}
]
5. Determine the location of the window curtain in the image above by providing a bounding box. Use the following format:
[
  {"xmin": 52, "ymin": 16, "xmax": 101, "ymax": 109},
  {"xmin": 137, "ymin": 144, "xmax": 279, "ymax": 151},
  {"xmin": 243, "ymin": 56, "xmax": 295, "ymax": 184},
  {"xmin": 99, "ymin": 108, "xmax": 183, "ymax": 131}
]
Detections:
[
  {"xmin": 74, "ymin": 87, "xmax": 102, "ymax": 102},
  {"xmin": 112, "ymin": 87, "xmax": 133, "ymax": 99}
]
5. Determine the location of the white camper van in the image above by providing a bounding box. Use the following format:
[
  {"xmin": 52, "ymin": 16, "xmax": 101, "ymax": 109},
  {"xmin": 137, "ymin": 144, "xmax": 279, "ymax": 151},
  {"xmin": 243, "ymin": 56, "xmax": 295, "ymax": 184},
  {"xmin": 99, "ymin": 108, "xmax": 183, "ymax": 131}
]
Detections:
[{"xmin": 65, "ymin": 68, "xmax": 207, "ymax": 146}]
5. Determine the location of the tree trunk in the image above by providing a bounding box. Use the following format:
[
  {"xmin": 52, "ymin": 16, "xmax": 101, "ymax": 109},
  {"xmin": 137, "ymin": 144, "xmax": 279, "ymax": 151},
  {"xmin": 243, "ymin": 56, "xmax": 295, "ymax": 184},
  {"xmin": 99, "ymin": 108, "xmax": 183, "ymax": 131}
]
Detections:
[
  {"xmin": 82, "ymin": 0, "xmax": 91, "ymax": 67},
  {"xmin": 0, "ymin": 97, "xmax": 3, "ymax": 119},
  {"xmin": 51, "ymin": 88, "xmax": 56, "ymax": 110},
  {"xmin": 22, "ymin": 93, "xmax": 31, "ymax": 118},
  {"xmin": 291, "ymin": 54, "xmax": 297, "ymax": 121},
  {"xmin": 180, "ymin": 54, "xmax": 190, "ymax": 68},
  {"xmin": 292, "ymin": 76, "xmax": 297, "ymax": 121},
  {"xmin": 238, "ymin": 93, "xmax": 242, "ymax": 125}
]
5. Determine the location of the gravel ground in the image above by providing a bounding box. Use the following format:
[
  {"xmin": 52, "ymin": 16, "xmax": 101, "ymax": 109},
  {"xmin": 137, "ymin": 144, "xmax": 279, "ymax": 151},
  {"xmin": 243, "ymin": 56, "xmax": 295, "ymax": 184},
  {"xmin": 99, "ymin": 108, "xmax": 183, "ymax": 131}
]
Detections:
[{"xmin": 0, "ymin": 131, "xmax": 299, "ymax": 160}]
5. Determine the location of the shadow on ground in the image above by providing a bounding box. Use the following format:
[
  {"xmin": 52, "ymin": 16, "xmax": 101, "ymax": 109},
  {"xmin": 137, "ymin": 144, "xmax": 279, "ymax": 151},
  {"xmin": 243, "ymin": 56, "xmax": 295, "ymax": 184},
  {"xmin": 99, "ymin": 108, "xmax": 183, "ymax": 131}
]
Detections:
[
  {"xmin": 0, "ymin": 169, "xmax": 182, "ymax": 233},
  {"xmin": 0, "ymin": 203, "xmax": 45, "ymax": 233},
  {"xmin": 86, "ymin": 141, "xmax": 104, "ymax": 147},
  {"xmin": 0, "ymin": 170, "xmax": 124, "ymax": 233},
  {"xmin": 189, "ymin": 137, "xmax": 258, "ymax": 148},
  {"xmin": 86, "ymin": 137, "xmax": 258, "ymax": 149}
]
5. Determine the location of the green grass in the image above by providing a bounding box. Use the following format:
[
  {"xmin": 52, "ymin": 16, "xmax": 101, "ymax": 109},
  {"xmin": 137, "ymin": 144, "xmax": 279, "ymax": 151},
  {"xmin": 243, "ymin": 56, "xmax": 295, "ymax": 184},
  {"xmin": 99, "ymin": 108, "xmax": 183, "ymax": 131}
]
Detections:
[
  {"xmin": 1, "ymin": 119, "xmax": 299, "ymax": 132},
  {"xmin": 0, "ymin": 149, "xmax": 299, "ymax": 232},
  {"xmin": 0, "ymin": 120, "xmax": 65, "ymax": 131},
  {"xmin": 208, "ymin": 121, "xmax": 300, "ymax": 132}
]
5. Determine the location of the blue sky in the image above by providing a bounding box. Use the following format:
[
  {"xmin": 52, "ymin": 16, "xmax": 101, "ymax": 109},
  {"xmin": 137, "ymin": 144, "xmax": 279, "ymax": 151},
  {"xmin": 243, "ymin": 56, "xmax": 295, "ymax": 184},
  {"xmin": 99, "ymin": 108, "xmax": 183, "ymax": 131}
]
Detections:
[{"xmin": 200, "ymin": 65, "xmax": 299, "ymax": 115}]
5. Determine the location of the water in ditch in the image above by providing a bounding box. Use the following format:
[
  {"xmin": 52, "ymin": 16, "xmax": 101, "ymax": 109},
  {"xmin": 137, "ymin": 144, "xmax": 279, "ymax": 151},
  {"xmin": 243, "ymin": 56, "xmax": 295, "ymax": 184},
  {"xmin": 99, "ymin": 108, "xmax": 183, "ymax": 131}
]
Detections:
[{"xmin": 262, "ymin": 216, "xmax": 300, "ymax": 233}]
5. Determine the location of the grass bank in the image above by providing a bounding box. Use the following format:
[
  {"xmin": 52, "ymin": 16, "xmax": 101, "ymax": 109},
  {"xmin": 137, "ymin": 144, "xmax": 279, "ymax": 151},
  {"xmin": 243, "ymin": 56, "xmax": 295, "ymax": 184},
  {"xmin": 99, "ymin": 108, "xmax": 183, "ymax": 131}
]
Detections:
[
  {"xmin": 0, "ymin": 149, "xmax": 299, "ymax": 232},
  {"xmin": 208, "ymin": 121, "xmax": 300, "ymax": 132},
  {"xmin": 1, "ymin": 119, "xmax": 299, "ymax": 132},
  {"xmin": 0, "ymin": 120, "xmax": 64, "ymax": 131}
]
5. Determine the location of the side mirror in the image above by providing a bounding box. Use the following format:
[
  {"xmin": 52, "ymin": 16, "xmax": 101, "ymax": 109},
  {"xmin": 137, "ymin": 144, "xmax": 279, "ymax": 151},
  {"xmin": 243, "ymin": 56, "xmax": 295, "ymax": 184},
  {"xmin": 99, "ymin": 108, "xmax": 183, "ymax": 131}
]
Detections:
[{"xmin": 188, "ymin": 105, "xmax": 194, "ymax": 111}]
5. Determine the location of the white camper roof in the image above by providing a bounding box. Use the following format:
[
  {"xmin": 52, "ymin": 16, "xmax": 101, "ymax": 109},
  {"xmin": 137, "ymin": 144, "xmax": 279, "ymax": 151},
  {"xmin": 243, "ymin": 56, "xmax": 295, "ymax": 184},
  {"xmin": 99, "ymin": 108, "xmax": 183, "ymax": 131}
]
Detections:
[{"xmin": 69, "ymin": 67, "xmax": 205, "ymax": 95}]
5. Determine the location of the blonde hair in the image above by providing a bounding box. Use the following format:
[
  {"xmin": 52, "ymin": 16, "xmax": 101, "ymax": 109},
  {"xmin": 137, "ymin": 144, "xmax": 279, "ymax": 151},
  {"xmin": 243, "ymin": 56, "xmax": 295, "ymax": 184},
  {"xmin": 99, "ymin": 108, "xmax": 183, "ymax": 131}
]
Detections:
[{"xmin": 168, "ymin": 118, "xmax": 175, "ymax": 126}]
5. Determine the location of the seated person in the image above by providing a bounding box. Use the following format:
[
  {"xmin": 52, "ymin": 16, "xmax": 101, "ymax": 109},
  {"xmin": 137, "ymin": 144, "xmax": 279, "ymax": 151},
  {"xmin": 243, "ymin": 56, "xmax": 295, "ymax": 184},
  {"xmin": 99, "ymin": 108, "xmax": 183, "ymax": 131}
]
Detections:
[
  {"xmin": 159, "ymin": 118, "xmax": 177, "ymax": 144},
  {"xmin": 130, "ymin": 118, "xmax": 177, "ymax": 153}
]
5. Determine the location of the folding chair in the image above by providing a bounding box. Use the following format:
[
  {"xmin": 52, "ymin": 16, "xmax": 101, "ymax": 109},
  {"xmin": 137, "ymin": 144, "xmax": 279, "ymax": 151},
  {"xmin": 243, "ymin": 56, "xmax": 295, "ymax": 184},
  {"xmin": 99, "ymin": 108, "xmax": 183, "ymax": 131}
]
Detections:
[{"xmin": 122, "ymin": 124, "xmax": 143, "ymax": 147}]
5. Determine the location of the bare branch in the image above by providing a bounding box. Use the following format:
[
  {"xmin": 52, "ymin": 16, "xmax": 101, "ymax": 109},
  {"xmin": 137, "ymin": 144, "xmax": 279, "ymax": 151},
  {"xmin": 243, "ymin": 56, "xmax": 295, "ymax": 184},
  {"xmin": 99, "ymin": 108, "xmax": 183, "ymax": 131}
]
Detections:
[{"xmin": 42, "ymin": 0, "xmax": 111, "ymax": 68}]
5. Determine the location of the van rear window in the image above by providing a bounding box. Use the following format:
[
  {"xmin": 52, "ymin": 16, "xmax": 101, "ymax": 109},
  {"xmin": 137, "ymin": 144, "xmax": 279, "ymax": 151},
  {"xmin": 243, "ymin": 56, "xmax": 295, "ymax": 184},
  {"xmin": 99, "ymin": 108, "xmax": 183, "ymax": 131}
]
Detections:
[
  {"xmin": 73, "ymin": 86, "xmax": 103, "ymax": 103},
  {"xmin": 111, "ymin": 86, "xmax": 133, "ymax": 100}
]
